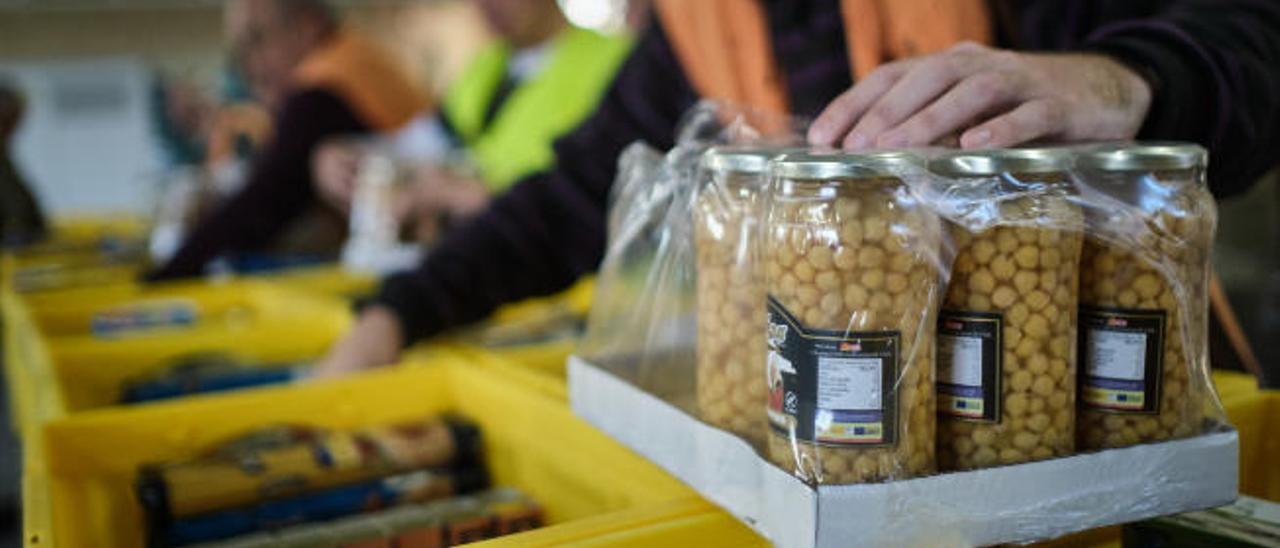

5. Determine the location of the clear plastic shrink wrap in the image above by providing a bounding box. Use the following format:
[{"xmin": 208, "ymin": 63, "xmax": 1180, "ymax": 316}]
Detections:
[
  {"xmin": 694, "ymin": 147, "xmax": 777, "ymax": 446},
  {"xmin": 580, "ymin": 99, "xmax": 1227, "ymax": 492},
  {"xmin": 1070, "ymin": 144, "xmax": 1225, "ymax": 450},
  {"xmin": 763, "ymin": 152, "xmax": 947, "ymax": 484},
  {"xmin": 919, "ymin": 149, "xmax": 1085, "ymax": 471},
  {"xmin": 579, "ymin": 102, "xmax": 804, "ymax": 407}
]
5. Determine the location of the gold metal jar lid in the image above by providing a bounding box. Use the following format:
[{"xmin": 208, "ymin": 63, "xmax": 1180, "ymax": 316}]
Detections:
[
  {"xmin": 699, "ymin": 146, "xmax": 793, "ymax": 175},
  {"xmin": 928, "ymin": 147, "xmax": 1070, "ymax": 177},
  {"xmin": 1075, "ymin": 142, "xmax": 1207, "ymax": 171},
  {"xmin": 771, "ymin": 151, "xmax": 917, "ymax": 180}
]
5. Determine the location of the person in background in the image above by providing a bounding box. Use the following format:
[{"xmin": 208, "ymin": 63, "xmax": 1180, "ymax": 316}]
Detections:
[
  {"xmin": 311, "ymin": 0, "xmax": 633, "ymax": 238},
  {"xmin": 0, "ymin": 80, "xmax": 47, "ymax": 248},
  {"xmin": 151, "ymin": 71, "xmax": 272, "ymax": 173},
  {"xmin": 148, "ymin": 0, "xmax": 430, "ymax": 280},
  {"xmin": 151, "ymin": 76, "xmax": 215, "ymax": 169},
  {"xmin": 314, "ymin": 0, "xmax": 1280, "ymax": 377}
]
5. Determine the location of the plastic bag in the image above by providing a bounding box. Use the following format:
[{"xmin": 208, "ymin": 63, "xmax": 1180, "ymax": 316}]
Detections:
[{"xmin": 579, "ymin": 101, "xmax": 804, "ymax": 410}]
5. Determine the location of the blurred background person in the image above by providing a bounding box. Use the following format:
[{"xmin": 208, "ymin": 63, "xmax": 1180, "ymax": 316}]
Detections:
[
  {"xmin": 151, "ymin": 69, "xmax": 271, "ymax": 175},
  {"xmin": 148, "ymin": 0, "xmax": 430, "ymax": 280},
  {"xmin": 0, "ymin": 79, "xmax": 47, "ymax": 248},
  {"xmin": 311, "ymin": 0, "xmax": 634, "ymax": 244}
]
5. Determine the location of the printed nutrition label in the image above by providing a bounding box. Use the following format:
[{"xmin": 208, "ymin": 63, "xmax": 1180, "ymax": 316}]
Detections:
[
  {"xmin": 766, "ymin": 296, "xmax": 899, "ymax": 447},
  {"xmin": 939, "ymin": 335, "xmax": 983, "ymax": 387},
  {"xmin": 818, "ymin": 356, "xmax": 883, "ymax": 411},
  {"xmin": 1086, "ymin": 330, "xmax": 1148, "ymax": 381},
  {"xmin": 1079, "ymin": 307, "xmax": 1166, "ymax": 414},
  {"xmin": 936, "ymin": 311, "xmax": 1002, "ymax": 421}
]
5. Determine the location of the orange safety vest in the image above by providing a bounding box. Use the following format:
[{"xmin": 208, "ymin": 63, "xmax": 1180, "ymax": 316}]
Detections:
[
  {"xmin": 655, "ymin": 0, "xmax": 992, "ymax": 116},
  {"xmin": 292, "ymin": 31, "xmax": 432, "ymax": 131}
]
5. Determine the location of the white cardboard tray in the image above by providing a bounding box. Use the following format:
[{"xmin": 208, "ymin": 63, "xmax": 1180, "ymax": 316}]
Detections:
[{"xmin": 569, "ymin": 356, "xmax": 1239, "ymax": 548}]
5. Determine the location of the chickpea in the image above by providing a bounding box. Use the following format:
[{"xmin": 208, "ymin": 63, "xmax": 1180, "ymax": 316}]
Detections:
[
  {"xmin": 808, "ymin": 245, "xmax": 835, "ymax": 270},
  {"xmin": 1013, "ymin": 271, "xmax": 1039, "ymax": 295},
  {"xmin": 937, "ymin": 191, "xmax": 1083, "ymax": 471},
  {"xmin": 991, "ymin": 286, "xmax": 1018, "ymax": 308},
  {"xmin": 815, "ymin": 271, "xmax": 841, "ymax": 292},
  {"xmin": 1014, "ymin": 246, "xmax": 1040, "ymax": 269},
  {"xmin": 969, "ymin": 269, "xmax": 997, "ymax": 293},
  {"xmin": 972, "ymin": 240, "xmax": 997, "ymax": 264},
  {"xmin": 1075, "ymin": 153, "xmax": 1218, "ymax": 451},
  {"xmin": 696, "ymin": 168, "xmax": 770, "ymax": 447},
  {"xmin": 834, "ymin": 247, "xmax": 858, "ymax": 270},
  {"xmin": 765, "ymin": 158, "xmax": 941, "ymax": 485},
  {"xmin": 991, "ymin": 255, "xmax": 1017, "ymax": 281},
  {"xmin": 1077, "ymin": 226, "xmax": 1211, "ymax": 449}
]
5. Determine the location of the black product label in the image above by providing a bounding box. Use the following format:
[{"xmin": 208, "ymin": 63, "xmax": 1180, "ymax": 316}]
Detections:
[
  {"xmin": 1079, "ymin": 306, "xmax": 1167, "ymax": 414},
  {"xmin": 766, "ymin": 296, "xmax": 899, "ymax": 447},
  {"xmin": 936, "ymin": 310, "xmax": 1002, "ymax": 422}
]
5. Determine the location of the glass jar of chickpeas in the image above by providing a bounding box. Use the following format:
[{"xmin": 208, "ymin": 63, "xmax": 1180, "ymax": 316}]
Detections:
[
  {"xmin": 694, "ymin": 147, "xmax": 781, "ymax": 446},
  {"xmin": 763, "ymin": 152, "xmax": 943, "ymax": 484},
  {"xmin": 929, "ymin": 149, "xmax": 1084, "ymax": 471},
  {"xmin": 1074, "ymin": 144, "xmax": 1218, "ymax": 450}
]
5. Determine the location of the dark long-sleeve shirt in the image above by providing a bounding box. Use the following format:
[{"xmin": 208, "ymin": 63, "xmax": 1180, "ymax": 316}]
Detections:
[
  {"xmin": 148, "ymin": 88, "xmax": 367, "ymax": 280},
  {"xmin": 378, "ymin": 0, "xmax": 1280, "ymax": 345}
]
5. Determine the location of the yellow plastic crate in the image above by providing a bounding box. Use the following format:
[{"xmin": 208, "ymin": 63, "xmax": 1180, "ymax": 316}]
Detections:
[
  {"xmin": 472, "ymin": 497, "xmax": 766, "ymax": 548},
  {"xmin": 20, "ymin": 279, "xmax": 323, "ymax": 338},
  {"xmin": 31, "ymin": 359, "xmax": 695, "ymax": 547},
  {"xmin": 3, "ymin": 258, "xmax": 142, "ymax": 295},
  {"xmin": 444, "ymin": 277, "xmax": 595, "ymax": 383},
  {"xmin": 428, "ymin": 345, "xmax": 568, "ymax": 401},
  {"xmin": 2, "ymin": 286, "xmax": 59, "ymax": 437},
  {"xmin": 5, "ymin": 216, "xmax": 148, "ymax": 262},
  {"xmin": 2, "ymin": 216, "xmax": 149, "ymax": 294},
  {"xmin": 15, "ymin": 266, "xmax": 371, "ymax": 338},
  {"xmin": 41, "ymin": 215, "xmax": 149, "ymax": 244},
  {"xmin": 2, "ymin": 280, "xmax": 351, "ymax": 431},
  {"xmin": 38, "ymin": 289, "xmax": 350, "ymax": 417},
  {"xmin": 1215, "ymin": 371, "xmax": 1280, "ymax": 500}
]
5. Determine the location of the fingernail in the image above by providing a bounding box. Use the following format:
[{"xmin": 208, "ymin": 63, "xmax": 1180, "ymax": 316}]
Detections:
[
  {"xmin": 965, "ymin": 129, "xmax": 992, "ymax": 148},
  {"xmin": 847, "ymin": 133, "xmax": 869, "ymax": 150},
  {"xmin": 807, "ymin": 125, "xmax": 831, "ymax": 145}
]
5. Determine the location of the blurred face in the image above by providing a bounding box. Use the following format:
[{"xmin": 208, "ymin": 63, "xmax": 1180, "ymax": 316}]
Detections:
[
  {"xmin": 226, "ymin": 0, "xmax": 321, "ymax": 109},
  {"xmin": 473, "ymin": 0, "xmax": 559, "ymax": 46}
]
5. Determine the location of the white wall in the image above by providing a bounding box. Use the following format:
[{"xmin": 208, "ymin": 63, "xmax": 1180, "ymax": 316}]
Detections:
[{"xmin": 3, "ymin": 57, "xmax": 165, "ymax": 215}]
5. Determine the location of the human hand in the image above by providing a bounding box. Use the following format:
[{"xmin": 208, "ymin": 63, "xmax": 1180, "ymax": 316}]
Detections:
[
  {"xmin": 808, "ymin": 42, "xmax": 1153, "ymax": 150},
  {"xmin": 309, "ymin": 305, "xmax": 405, "ymax": 381},
  {"xmin": 311, "ymin": 140, "xmax": 364, "ymax": 213},
  {"xmin": 396, "ymin": 165, "xmax": 491, "ymax": 242}
]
